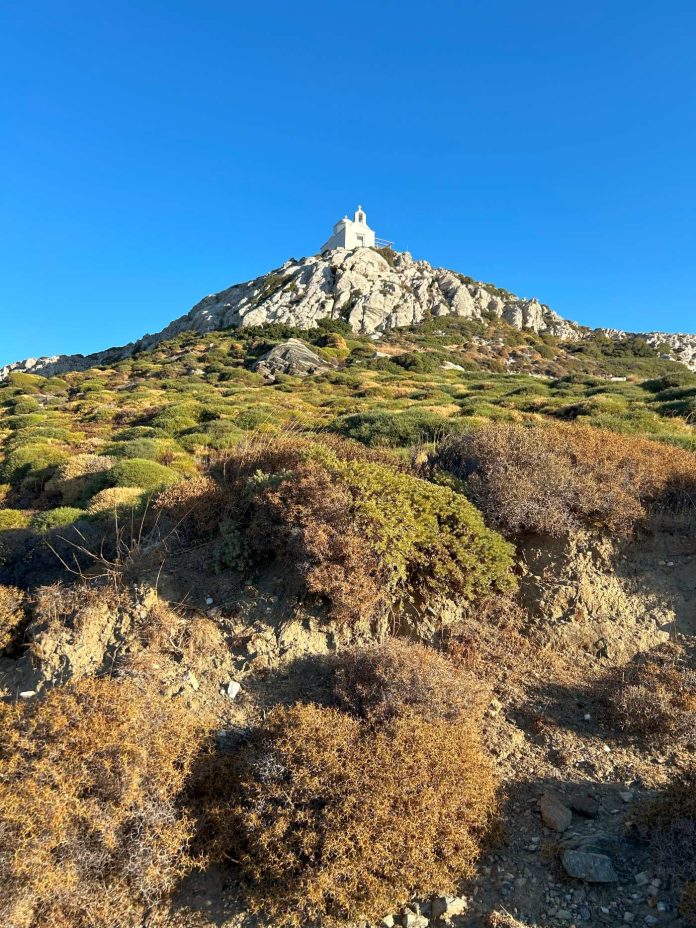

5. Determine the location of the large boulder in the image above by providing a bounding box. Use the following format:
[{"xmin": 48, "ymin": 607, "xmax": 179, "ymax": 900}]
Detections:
[{"xmin": 253, "ymin": 338, "xmax": 333, "ymax": 381}]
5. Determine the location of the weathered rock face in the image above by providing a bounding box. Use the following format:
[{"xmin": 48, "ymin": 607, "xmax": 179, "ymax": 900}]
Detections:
[
  {"xmin": 599, "ymin": 328, "xmax": 696, "ymax": 372},
  {"xmin": 2, "ymin": 247, "xmax": 695, "ymax": 379},
  {"xmin": 142, "ymin": 247, "xmax": 580, "ymax": 343}
]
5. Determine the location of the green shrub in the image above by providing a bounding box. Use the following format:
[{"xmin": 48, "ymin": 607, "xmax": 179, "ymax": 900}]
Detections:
[
  {"xmin": 332, "ymin": 410, "xmax": 460, "ymax": 447},
  {"xmin": 216, "ymin": 438, "xmax": 514, "ymax": 624},
  {"xmin": 1, "ymin": 443, "xmax": 68, "ymax": 488},
  {"xmin": 31, "ymin": 507, "xmax": 84, "ymax": 533},
  {"xmin": 108, "ymin": 458, "xmax": 180, "ymax": 492},
  {"xmin": 0, "ymin": 510, "xmax": 32, "ymax": 530}
]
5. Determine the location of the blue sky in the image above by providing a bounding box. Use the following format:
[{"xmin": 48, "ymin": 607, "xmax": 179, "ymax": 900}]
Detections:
[{"xmin": 1, "ymin": 1, "xmax": 695, "ymax": 366}]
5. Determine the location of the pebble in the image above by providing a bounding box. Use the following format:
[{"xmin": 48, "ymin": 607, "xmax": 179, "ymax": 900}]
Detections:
[
  {"xmin": 19, "ymin": 690, "xmax": 36, "ymax": 698},
  {"xmin": 224, "ymin": 680, "xmax": 241, "ymax": 699},
  {"xmin": 623, "ymin": 914, "xmax": 635, "ymax": 923},
  {"xmin": 620, "ymin": 790, "xmax": 634, "ymax": 803}
]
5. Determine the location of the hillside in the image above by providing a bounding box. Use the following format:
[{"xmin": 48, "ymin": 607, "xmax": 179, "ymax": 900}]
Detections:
[
  {"xmin": 0, "ymin": 247, "xmax": 695, "ymax": 928},
  {"xmin": 2, "ymin": 247, "xmax": 696, "ymax": 380}
]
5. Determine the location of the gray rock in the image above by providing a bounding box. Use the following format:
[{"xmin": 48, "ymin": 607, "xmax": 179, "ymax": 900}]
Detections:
[
  {"xmin": 561, "ymin": 849, "xmax": 619, "ymax": 883},
  {"xmin": 569, "ymin": 792, "xmax": 601, "ymax": 819},
  {"xmin": 254, "ymin": 338, "xmax": 333, "ymax": 381},
  {"xmin": 431, "ymin": 895, "xmax": 467, "ymax": 919},
  {"xmin": 540, "ymin": 792, "xmax": 573, "ymax": 832}
]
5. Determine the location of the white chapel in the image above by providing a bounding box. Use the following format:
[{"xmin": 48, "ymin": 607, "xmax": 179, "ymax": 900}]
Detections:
[{"xmin": 321, "ymin": 205, "xmax": 378, "ymax": 252}]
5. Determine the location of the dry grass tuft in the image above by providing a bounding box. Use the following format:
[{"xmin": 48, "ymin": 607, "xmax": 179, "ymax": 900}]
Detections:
[
  {"xmin": 0, "ymin": 677, "xmax": 208, "ymax": 928},
  {"xmin": 334, "ymin": 637, "xmax": 484, "ymax": 722},
  {"xmin": 224, "ymin": 702, "xmax": 497, "ymax": 926},
  {"xmin": 0, "ymin": 585, "xmax": 26, "ymax": 653},
  {"xmin": 606, "ymin": 643, "xmax": 696, "ymax": 746},
  {"xmin": 433, "ymin": 422, "xmax": 696, "ymax": 536},
  {"xmin": 634, "ymin": 774, "xmax": 696, "ymax": 917}
]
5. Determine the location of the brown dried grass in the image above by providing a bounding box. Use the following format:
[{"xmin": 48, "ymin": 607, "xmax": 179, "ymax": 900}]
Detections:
[
  {"xmin": 334, "ymin": 637, "xmax": 485, "ymax": 722},
  {"xmin": 0, "ymin": 585, "xmax": 26, "ymax": 653},
  {"xmin": 433, "ymin": 422, "xmax": 696, "ymax": 536},
  {"xmin": 225, "ymin": 703, "xmax": 497, "ymax": 926},
  {"xmin": 0, "ymin": 677, "xmax": 208, "ymax": 928}
]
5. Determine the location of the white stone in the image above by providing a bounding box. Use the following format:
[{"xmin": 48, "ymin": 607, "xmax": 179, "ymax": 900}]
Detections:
[{"xmin": 225, "ymin": 680, "xmax": 241, "ymax": 700}]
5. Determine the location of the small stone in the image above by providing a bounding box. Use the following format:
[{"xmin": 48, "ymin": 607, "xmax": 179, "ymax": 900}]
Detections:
[
  {"xmin": 403, "ymin": 914, "xmax": 428, "ymax": 928},
  {"xmin": 623, "ymin": 914, "xmax": 635, "ymax": 924},
  {"xmin": 225, "ymin": 680, "xmax": 241, "ymax": 700},
  {"xmin": 431, "ymin": 895, "xmax": 467, "ymax": 919},
  {"xmin": 635, "ymin": 871, "xmax": 650, "ymax": 886},
  {"xmin": 19, "ymin": 690, "xmax": 37, "ymax": 699},
  {"xmin": 205, "ymin": 596, "xmax": 214, "ymax": 605},
  {"xmin": 644, "ymin": 917, "xmax": 657, "ymax": 926},
  {"xmin": 619, "ymin": 791, "xmax": 634, "ymax": 803},
  {"xmin": 656, "ymin": 902, "xmax": 667, "ymax": 913},
  {"xmin": 561, "ymin": 850, "xmax": 619, "ymax": 883},
  {"xmin": 381, "ymin": 917, "xmax": 396, "ymax": 928},
  {"xmin": 540, "ymin": 792, "xmax": 573, "ymax": 831}
]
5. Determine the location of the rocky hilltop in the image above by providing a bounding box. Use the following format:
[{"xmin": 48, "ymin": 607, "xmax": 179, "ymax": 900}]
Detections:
[{"xmin": 2, "ymin": 247, "xmax": 695, "ymax": 377}]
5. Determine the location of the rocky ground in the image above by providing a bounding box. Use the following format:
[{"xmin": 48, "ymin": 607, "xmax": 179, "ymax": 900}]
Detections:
[{"xmin": 1, "ymin": 516, "xmax": 693, "ymax": 928}]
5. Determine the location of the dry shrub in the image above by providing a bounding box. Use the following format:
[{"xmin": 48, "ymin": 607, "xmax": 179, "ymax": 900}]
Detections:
[
  {"xmin": 606, "ymin": 644, "xmax": 696, "ymax": 746},
  {"xmin": 444, "ymin": 594, "xmax": 535, "ymax": 679},
  {"xmin": 334, "ymin": 638, "xmax": 483, "ymax": 722},
  {"xmin": 433, "ymin": 422, "xmax": 696, "ymax": 536},
  {"xmin": 245, "ymin": 460, "xmax": 386, "ymax": 624},
  {"xmin": 634, "ymin": 774, "xmax": 696, "ymax": 913},
  {"xmin": 122, "ymin": 599, "xmax": 229, "ymax": 685},
  {"xmin": 0, "ymin": 677, "xmax": 207, "ymax": 928},
  {"xmin": 153, "ymin": 475, "xmax": 226, "ymax": 536},
  {"xmin": 45, "ymin": 453, "xmax": 113, "ymax": 505},
  {"xmin": 226, "ymin": 703, "xmax": 497, "ymax": 925},
  {"xmin": 0, "ymin": 585, "xmax": 26, "ymax": 653},
  {"xmin": 29, "ymin": 582, "xmax": 126, "ymax": 682}
]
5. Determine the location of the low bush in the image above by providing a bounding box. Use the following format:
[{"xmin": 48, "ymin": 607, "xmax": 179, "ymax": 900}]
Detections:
[
  {"xmin": 0, "ymin": 677, "xmax": 207, "ymax": 928},
  {"xmin": 331, "ymin": 410, "xmax": 459, "ymax": 447},
  {"xmin": 1, "ymin": 443, "xmax": 68, "ymax": 489},
  {"xmin": 153, "ymin": 475, "xmax": 225, "ymax": 536},
  {"xmin": 86, "ymin": 486, "xmax": 146, "ymax": 516},
  {"xmin": 0, "ymin": 585, "xmax": 25, "ymax": 653},
  {"xmin": 108, "ymin": 458, "xmax": 180, "ymax": 492},
  {"xmin": 606, "ymin": 644, "xmax": 696, "ymax": 746},
  {"xmin": 333, "ymin": 638, "xmax": 483, "ymax": 722},
  {"xmin": 0, "ymin": 509, "xmax": 32, "ymax": 530},
  {"xmin": 215, "ymin": 438, "xmax": 514, "ymax": 625},
  {"xmin": 30, "ymin": 506, "xmax": 85, "ymax": 534},
  {"xmin": 633, "ymin": 774, "xmax": 696, "ymax": 918},
  {"xmin": 226, "ymin": 703, "xmax": 497, "ymax": 925},
  {"xmin": 44, "ymin": 453, "xmax": 113, "ymax": 505},
  {"xmin": 432, "ymin": 422, "xmax": 696, "ymax": 536}
]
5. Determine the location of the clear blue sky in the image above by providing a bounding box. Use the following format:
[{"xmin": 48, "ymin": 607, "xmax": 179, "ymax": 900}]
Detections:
[{"xmin": 1, "ymin": 1, "xmax": 695, "ymax": 366}]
